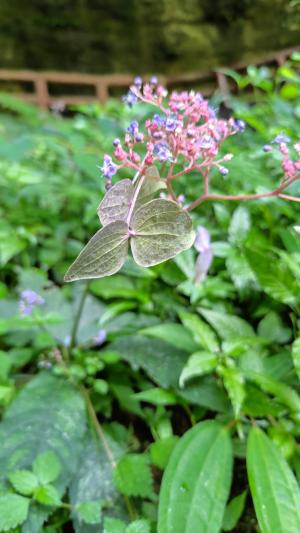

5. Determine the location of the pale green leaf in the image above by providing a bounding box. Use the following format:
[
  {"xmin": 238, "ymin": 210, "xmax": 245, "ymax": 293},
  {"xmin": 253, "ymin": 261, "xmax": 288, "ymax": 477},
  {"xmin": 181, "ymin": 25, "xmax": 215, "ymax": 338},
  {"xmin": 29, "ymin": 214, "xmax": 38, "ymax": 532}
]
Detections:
[
  {"xmin": 33, "ymin": 450, "xmax": 61, "ymax": 485},
  {"xmin": 222, "ymin": 491, "xmax": 247, "ymax": 531},
  {"xmin": 76, "ymin": 501, "xmax": 102, "ymax": 525},
  {"xmin": 131, "ymin": 199, "xmax": 195, "ymax": 267},
  {"xmin": 219, "ymin": 366, "xmax": 246, "ymax": 418},
  {"xmin": 64, "ymin": 221, "xmax": 129, "ymax": 281},
  {"xmin": 179, "ymin": 312, "xmax": 219, "ymax": 352},
  {"xmin": 244, "ymin": 369, "xmax": 300, "ymax": 412},
  {"xmin": 97, "ymin": 179, "xmax": 134, "ymax": 226},
  {"xmin": 8, "ymin": 470, "xmax": 38, "ymax": 495},
  {"xmin": 34, "ymin": 484, "xmax": 61, "ymax": 506},
  {"xmin": 0, "ymin": 494, "xmax": 30, "ymax": 531},
  {"xmin": 125, "ymin": 519, "xmax": 151, "ymax": 533},
  {"xmin": 291, "ymin": 337, "xmax": 300, "ymax": 380},
  {"xmin": 139, "ymin": 323, "xmax": 198, "ymax": 352},
  {"xmin": 150, "ymin": 436, "xmax": 179, "ymax": 470},
  {"xmin": 103, "ymin": 517, "xmax": 126, "ymax": 533},
  {"xmin": 158, "ymin": 421, "xmax": 233, "ymax": 533},
  {"xmin": 229, "ymin": 206, "xmax": 251, "ymax": 244},
  {"xmin": 114, "ymin": 454, "xmax": 153, "ymax": 498},
  {"xmin": 247, "ymin": 427, "xmax": 300, "ymax": 533},
  {"xmin": 132, "ymin": 388, "xmax": 178, "ymax": 405},
  {"xmin": 198, "ymin": 308, "xmax": 255, "ymax": 339},
  {"xmin": 179, "ymin": 351, "xmax": 218, "ymax": 387}
]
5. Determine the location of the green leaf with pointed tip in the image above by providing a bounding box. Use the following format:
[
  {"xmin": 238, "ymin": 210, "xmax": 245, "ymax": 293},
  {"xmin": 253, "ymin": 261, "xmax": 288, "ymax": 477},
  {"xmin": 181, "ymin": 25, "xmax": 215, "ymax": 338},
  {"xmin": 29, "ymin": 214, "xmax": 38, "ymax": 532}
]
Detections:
[
  {"xmin": 8, "ymin": 469, "xmax": 38, "ymax": 495},
  {"xmin": 64, "ymin": 221, "xmax": 129, "ymax": 281},
  {"xmin": 34, "ymin": 484, "xmax": 61, "ymax": 506},
  {"xmin": 222, "ymin": 491, "xmax": 247, "ymax": 531},
  {"xmin": 247, "ymin": 427, "xmax": 300, "ymax": 533},
  {"xmin": 219, "ymin": 365, "xmax": 246, "ymax": 418},
  {"xmin": 158, "ymin": 421, "xmax": 233, "ymax": 533},
  {"xmin": 76, "ymin": 501, "xmax": 102, "ymax": 525},
  {"xmin": 33, "ymin": 450, "xmax": 61, "ymax": 485},
  {"xmin": 125, "ymin": 520, "xmax": 151, "ymax": 533},
  {"xmin": 131, "ymin": 199, "xmax": 195, "ymax": 267},
  {"xmin": 97, "ymin": 179, "xmax": 134, "ymax": 226},
  {"xmin": 0, "ymin": 494, "xmax": 30, "ymax": 531},
  {"xmin": 179, "ymin": 351, "xmax": 218, "ymax": 387}
]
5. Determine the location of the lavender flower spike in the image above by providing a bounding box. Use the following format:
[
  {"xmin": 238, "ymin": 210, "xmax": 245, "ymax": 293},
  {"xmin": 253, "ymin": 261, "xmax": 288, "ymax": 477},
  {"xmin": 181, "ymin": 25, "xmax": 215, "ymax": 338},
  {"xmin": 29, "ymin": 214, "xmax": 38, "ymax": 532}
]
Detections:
[
  {"xmin": 194, "ymin": 226, "xmax": 213, "ymax": 283},
  {"xmin": 19, "ymin": 289, "xmax": 45, "ymax": 316}
]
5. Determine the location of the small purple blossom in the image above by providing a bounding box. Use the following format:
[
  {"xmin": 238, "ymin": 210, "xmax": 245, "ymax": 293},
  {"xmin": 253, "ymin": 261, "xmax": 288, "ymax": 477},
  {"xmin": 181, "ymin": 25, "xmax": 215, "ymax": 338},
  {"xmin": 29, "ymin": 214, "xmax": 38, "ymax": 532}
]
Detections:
[
  {"xmin": 165, "ymin": 116, "xmax": 180, "ymax": 132},
  {"xmin": 152, "ymin": 114, "xmax": 165, "ymax": 128},
  {"xmin": 122, "ymin": 89, "xmax": 138, "ymax": 107},
  {"xmin": 234, "ymin": 119, "xmax": 246, "ymax": 132},
  {"xmin": 272, "ymin": 133, "xmax": 291, "ymax": 144},
  {"xmin": 153, "ymin": 142, "xmax": 173, "ymax": 162},
  {"xmin": 194, "ymin": 226, "xmax": 213, "ymax": 283},
  {"xmin": 150, "ymin": 76, "xmax": 158, "ymax": 85},
  {"xmin": 93, "ymin": 329, "xmax": 107, "ymax": 347},
  {"xmin": 19, "ymin": 290, "xmax": 45, "ymax": 316},
  {"xmin": 263, "ymin": 144, "xmax": 273, "ymax": 152},
  {"xmin": 127, "ymin": 120, "xmax": 139, "ymax": 135},
  {"xmin": 113, "ymin": 138, "xmax": 121, "ymax": 147},
  {"xmin": 101, "ymin": 155, "xmax": 117, "ymax": 179},
  {"xmin": 219, "ymin": 166, "xmax": 229, "ymax": 176},
  {"xmin": 133, "ymin": 76, "xmax": 142, "ymax": 88}
]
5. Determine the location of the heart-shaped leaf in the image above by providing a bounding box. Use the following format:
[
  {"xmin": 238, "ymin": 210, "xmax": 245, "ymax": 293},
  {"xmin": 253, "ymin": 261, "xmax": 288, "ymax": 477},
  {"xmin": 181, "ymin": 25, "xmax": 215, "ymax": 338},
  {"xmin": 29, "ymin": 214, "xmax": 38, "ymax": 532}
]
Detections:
[
  {"xmin": 135, "ymin": 166, "xmax": 166, "ymax": 209},
  {"xmin": 64, "ymin": 221, "xmax": 129, "ymax": 281},
  {"xmin": 130, "ymin": 199, "xmax": 195, "ymax": 267},
  {"xmin": 97, "ymin": 179, "xmax": 134, "ymax": 226}
]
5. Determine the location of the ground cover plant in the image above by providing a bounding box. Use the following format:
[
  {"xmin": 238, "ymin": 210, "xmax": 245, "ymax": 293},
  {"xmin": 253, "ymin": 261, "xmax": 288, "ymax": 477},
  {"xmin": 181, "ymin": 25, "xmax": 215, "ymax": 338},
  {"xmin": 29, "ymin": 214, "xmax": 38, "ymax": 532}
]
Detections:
[{"xmin": 0, "ymin": 54, "xmax": 300, "ymax": 532}]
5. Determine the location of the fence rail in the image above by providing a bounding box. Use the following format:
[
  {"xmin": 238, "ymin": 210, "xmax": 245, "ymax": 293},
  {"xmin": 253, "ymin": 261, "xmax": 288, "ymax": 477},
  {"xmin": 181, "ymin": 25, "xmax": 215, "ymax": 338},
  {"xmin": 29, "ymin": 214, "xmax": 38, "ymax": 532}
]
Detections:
[{"xmin": 0, "ymin": 46, "xmax": 299, "ymax": 109}]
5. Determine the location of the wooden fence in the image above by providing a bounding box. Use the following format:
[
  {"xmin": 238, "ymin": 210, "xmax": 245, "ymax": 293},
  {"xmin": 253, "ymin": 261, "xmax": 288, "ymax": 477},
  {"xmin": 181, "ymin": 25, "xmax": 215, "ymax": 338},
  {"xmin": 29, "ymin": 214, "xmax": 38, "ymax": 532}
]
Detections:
[{"xmin": 0, "ymin": 46, "xmax": 299, "ymax": 109}]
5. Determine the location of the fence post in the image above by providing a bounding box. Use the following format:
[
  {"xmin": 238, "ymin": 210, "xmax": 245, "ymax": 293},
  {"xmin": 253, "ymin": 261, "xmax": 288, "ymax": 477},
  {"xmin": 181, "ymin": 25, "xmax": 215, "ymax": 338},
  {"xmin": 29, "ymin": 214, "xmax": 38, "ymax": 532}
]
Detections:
[
  {"xmin": 95, "ymin": 81, "xmax": 109, "ymax": 103},
  {"xmin": 35, "ymin": 76, "xmax": 49, "ymax": 108}
]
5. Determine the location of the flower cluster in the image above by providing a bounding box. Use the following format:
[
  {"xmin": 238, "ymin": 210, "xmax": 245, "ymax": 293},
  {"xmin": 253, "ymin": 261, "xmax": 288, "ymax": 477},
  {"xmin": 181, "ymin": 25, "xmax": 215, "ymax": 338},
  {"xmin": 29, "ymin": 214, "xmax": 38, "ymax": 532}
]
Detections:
[
  {"xmin": 264, "ymin": 135, "xmax": 300, "ymax": 179},
  {"xmin": 19, "ymin": 289, "xmax": 45, "ymax": 316},
  {"xmin": 99, "ymin": 77, "xmax": 243, "ymax": 188}
]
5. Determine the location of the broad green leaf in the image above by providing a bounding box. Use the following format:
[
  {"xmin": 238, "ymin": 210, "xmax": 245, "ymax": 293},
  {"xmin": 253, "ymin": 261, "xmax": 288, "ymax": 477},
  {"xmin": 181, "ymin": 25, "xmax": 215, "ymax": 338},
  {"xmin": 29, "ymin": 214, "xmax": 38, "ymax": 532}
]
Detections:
[
  {"xmin": 130, "ymin": 199, "xmax": 195, "ymax": 267},
  {"xmin": 257, "ymin": 311, "xmax": 291, "ymax": 344},
  {"xmin": 0, "ymin": 373, "xmax": 86, "ymax": 532},
  {"xmin": 139, "ymin": 323, "xmax": 198, "ymax": 352},
  {"xmin": 179, "ymin": 312, "xmax": 219, "ymax": 352},
  {"xmin": 64, "ymin": 221, "xmax": 129, "ymax": 281},
  {"xmin": 229, "ymin": 206, "xmax": 251, "ymax": 244},
  {"xmin": 244, "ymin": 369, "xmax": 300, "ymax": 412},
  {"xmin": 8, "ymin": 470, "xmax": 38, "ymax": 495},
  {"xmin": 0, "ymin": 494, "xmax": 30, "ymax": 531},
  {"xmin": 179, "ymin": 351, "xmax": 218, "ymax": 387},
  {"xmin": 198, "ymin": 308, "xmax": 255, "ymax": 339},
  {"xmin": 158, "ymin": 421, "xmax": 232, "ymax": 533},
  {"xmin": 291, "ymin": 337, "xmax": 300, "ymax": 380},
  {"xmin": 247, "ymin": 427, "xmax": 300, "ymax": 533},
  {"xmin": 34, "ymin": 484, "xmax": 61, "ymax": 506},
  {"xmin": 109, "ymin": 336, "xmax": 188, "ymax": 388},
  {"xmin": 103, "ymin": 517, "xmax": 126, "ymax": 533},
  {"xmin": 125, "ymin": 520, "xmax": 151, "ymax": 533},
  {"xmin": 226, "ymin": 249, "xmax": 257, "ymax": 291},
  {"xmin": 69, "ymin": 432, "xmax": 126, "ymax": 533},
  {"xmin": 33, "ymin": 450, "xmax": 61, "ymax": 485},
  {"xmin": 219, "ymin": 366, "xmax": 246, "ymax": 418},
  {"xmin": 97, "ymin": 179, "xmax": 134, "ymax": 226},
  {"xmin": 222, "ymin": 491, "xmax": 247, "ymax": 531},
  {"xmin": 76, "ymin": 501, "xmax": 102, "ymax": 525},
  {"xmin": 114, "ymin": 454, "xmax": 153, "ymax": 498}
]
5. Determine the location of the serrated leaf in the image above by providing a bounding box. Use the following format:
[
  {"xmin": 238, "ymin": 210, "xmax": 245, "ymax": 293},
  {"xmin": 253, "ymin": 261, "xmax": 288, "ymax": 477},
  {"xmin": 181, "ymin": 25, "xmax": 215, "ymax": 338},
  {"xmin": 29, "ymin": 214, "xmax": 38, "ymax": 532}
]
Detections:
[
  {"xmin": 179, "ymin": 351, "xmax": 218, "ymax": 387},
  {"xmin": 291, "ymin": 337, "xmax": 300, "ymax": 380},
  {"xmin": 158, "ymin": 421, "xmax": 233, "ymax": 533},
  {"xmin": 34, "ymin": 484, "xmax": 61, "ymax": 506},
  {"xmin": 114, "ymin": 454, "xmax": 153, "ymax": 498},
  {"xmin": 198, "ymin": 308, "xmax": 255, "ymax": 340},
  {"xmin": 0, "ymin": 373, "xmax": 86, "ymax": 531},
  {"xmin": 109, "ymin": 336, "xmax": 188, "ymax": 388},
  {"xmin": 33, "ymin": 450, "xmax": 61, "ymax": 485},
  {"xmin": 179, "ymin": 312, "xmax": 219, "ymax": 352},
  {"xmin": 125, "ymin": 520, "xmax": 150, "ymax": 533},
  {"xmin": 222, "ymin": 491, "xmax": 247, "ymax": 531},
  {"xmin": 97, "ymin": 179, "xmax": 134, "ymax": 226},
  {"xmin": 76, "ymin": 501, "xmax": 102, "ymax": 525},
  {"xmin": 150, "ymin": 436, "xmax": 179, "ymax": 470},
  {"xmin": 103, "ymin": 517, "xmax": 126, "ymax": 533},
  {"xmin": 0, "ymin": 494, "xmax": 29, "ymax": 531},
  {"xmin": 219, "ymin": 366, "xmax": 245, "ymax": 418},
  {"xmin": 8, "ymin": 470, "xmax": 38, "ymax": 495},
  {"xmin": 247, "ymin": 427, "xmax": 300, "ymax": 533},
  {"xmin": 130, "ymin": 199, "xmax": 195, "ymax": 267},
  {"xmin": 69, "ymin": 432, "xmax": 126, "ymax": 533},
  {"xmin": 65, "ymin": 221, "xmax": 129, "ymax": 281},
  {"xmin": 229, "ymin": 206, "xmax": 251, "ymax": 244}
]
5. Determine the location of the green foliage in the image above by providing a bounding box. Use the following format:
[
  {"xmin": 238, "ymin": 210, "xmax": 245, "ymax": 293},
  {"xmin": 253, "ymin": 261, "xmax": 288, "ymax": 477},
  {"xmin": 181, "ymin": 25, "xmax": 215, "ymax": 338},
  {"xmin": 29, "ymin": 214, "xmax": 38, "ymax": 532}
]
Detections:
[
  {"xmin": 158, "ymin": 421, "xmax": 233, "ymax": 533},
  {"xmin": 0, "ymin": 494, "xmax": 30, "ymax": 531},
  {"xmin": 114, "ymin": 454, "xmax": 154, "ymax": 499}
]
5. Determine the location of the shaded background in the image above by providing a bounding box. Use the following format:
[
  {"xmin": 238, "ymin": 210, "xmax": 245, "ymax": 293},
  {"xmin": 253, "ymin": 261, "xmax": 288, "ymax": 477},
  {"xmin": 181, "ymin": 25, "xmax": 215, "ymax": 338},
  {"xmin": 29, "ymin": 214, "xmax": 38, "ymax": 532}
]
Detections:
[{"xmin": 0, "ymin": 0, "xmax": 300, "ymax": 74}]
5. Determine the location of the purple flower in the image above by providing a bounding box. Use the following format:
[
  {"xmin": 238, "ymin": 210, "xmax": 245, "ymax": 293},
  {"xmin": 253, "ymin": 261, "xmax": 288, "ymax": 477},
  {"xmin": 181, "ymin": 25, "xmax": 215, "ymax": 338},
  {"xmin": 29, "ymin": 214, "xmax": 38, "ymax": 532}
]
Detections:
[
  {"xmin": 101, "ymin": 155, "xmax": 117, "ymax": 179},
  {"xmin": 272, "ymin": 133, "xmax": 291, "ymax": 144},
  {"xmin": 152, "ymin": 114, "xmax": 165, "ymax": 127},
  {"xmin": 133, "ymin": 76, "xmax": 142, "ymax": 88},
  {"xmin": 113, "ymin": 138, "xmax": 121, "ymax": 147},
  {"xmin": 165, "ymin": 116, "xmax": 180, "ymax": 132},
  {"xmin": 219, "ymin": 166, "xmax": 229, "ymax": 176},
  {"xmin": 150, "ymin": 76, "xmax": 158, "ymax": 85},
  {"xmin": 122, "ymin": 89, "xmax": 138, "ymax": 107},
  {"xmin": 19, "ymin": 289, "xmax": 45, "ymax": 316},
  {"xmin": 93, "ymin": 329, "xmax": 107, "ymax": 347},
  {"xmin": 127, "ymin": 120, "xmax": 139, "ymax": 135},
  {"xmin": 234, "ymin": 119, "xmax": 246, "ymax": 132},
  {"xmin": 194, "ymin": 226, "xmax": 213, "ymax": 283},
  {"xmin": 153, "ymin": 142, "xmax": 173, "ymax": 162}
]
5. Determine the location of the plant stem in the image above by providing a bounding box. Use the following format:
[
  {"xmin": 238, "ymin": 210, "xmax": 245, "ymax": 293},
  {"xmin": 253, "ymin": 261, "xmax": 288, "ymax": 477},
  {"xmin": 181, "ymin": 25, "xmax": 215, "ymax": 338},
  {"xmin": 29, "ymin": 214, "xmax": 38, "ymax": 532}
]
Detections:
[
  {"xmin": 126, "ymin": 174, "xmax": 146, "ymax": 224},
  {"xmin": 70, "ymin": 283, "xmax": 89, "ymax": 349},
  {"xmin": 81, "ymin": 386, "xmax": 136, "ymax": 520}
]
